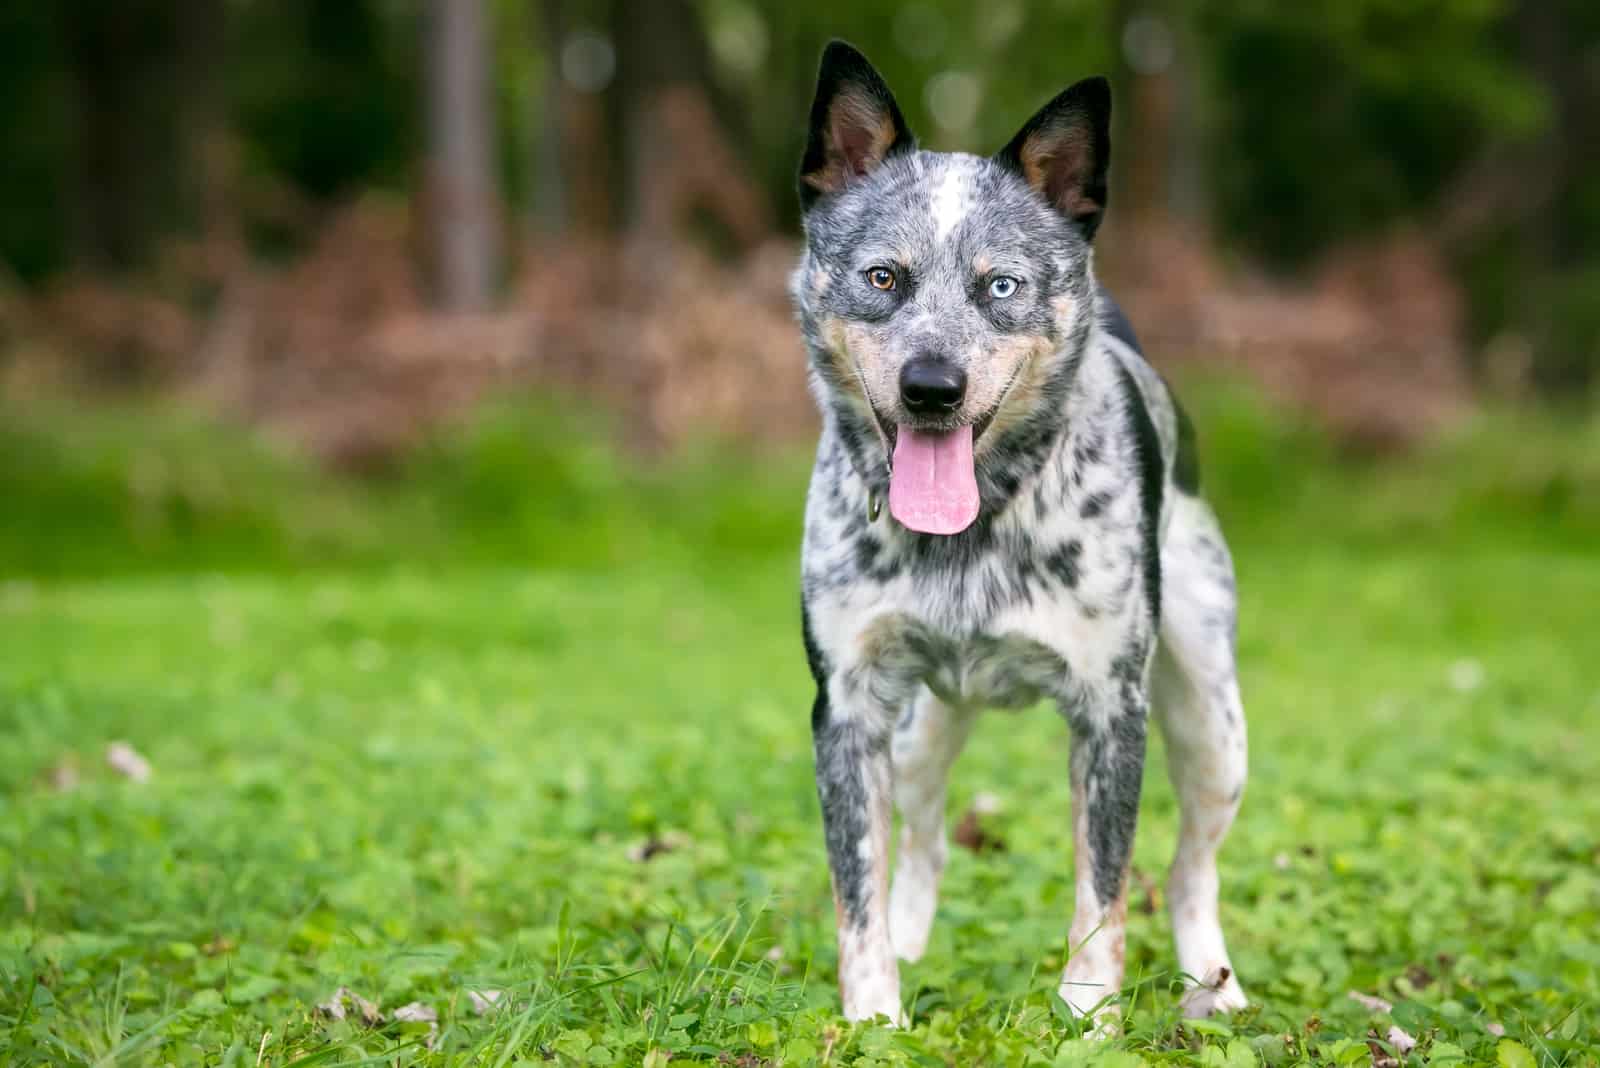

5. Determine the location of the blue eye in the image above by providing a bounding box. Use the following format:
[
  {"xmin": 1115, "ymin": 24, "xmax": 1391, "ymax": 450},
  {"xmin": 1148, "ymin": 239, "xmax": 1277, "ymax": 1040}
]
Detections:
[{"xmin": 988, "ymin": 276, "xmax": 1020, "ymax": 299}]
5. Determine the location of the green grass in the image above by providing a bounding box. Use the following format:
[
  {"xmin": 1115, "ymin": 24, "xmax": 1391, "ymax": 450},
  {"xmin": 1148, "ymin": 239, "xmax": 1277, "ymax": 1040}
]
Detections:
[{"xmin": 2, "ymin": 383, "xmax": 1598, "ymax": 1066}]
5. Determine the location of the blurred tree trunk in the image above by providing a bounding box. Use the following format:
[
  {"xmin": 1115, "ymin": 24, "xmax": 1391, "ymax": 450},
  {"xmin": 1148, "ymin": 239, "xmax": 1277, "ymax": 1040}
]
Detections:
[
  {"xmin": 176, "ymin": 0, "xmax": 236, "ymax": 259},
  {"xmin": 1512, "ymin": 0, "xmax": 1597, "ymax": 392},
  {"xmin": 1165, "ymin": 9, "xmax": 1207, "ymax": 228},
  {"xmin": 1110, "ymin": 0, "xmax": 1205, "ymax": 231},
  {"xmin": 61, "ymin": 1, "xmax": 178, "ymax": 272},
  {"xmin": 610, "ymin": 0, "xmax": 768, "ymax": 250},
  {"xmin": 425, "ymin": 0, "xmax": 501, "ymax": 311},
  {"xmin": 531, "ymin": 0, "xmax": 568, "ymax": 237}
]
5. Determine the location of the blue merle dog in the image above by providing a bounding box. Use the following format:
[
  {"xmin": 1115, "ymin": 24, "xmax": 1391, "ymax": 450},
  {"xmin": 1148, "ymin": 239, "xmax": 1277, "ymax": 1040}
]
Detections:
[{"xmin": 793, "ymin": 42, "xmax": 1249, "ymax": 1029}]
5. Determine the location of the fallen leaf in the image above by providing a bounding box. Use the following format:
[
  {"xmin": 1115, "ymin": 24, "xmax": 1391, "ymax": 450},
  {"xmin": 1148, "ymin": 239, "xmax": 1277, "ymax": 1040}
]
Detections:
[
  {"xmin": 627, "ymin": 830, "xmax": 689, "ymax": 862},
  {"xmin": 393, "ymin": 1001, "xmax": 436, "ymax": 1022},
  {"xmin": 1349, "ymin": 990, "xmax": 1394, "ymax": 1014},
  {"xmin": 317, "ymin": 987, "xmax": 382, "ymax": 1026},
  {"xmin": 45, "ymin": 756, "xmax": 80, "ymax": 792},
  {"xmin": 202, "ymin": 936, "xmax": 236, "ymax": 956},
  {"xmin": 467, "ymin": 988, "xmax": 503, "ymax": 1015},
  {"xmin": 970, "ymin": 791, "xmax": 1002, "ymax": 815},
  {"xmin": 952, "ymin": 806, "xmax": 1006, "ymax": 854},
  {"xmin": 628, "ymin": 837, "xmax": 672, "ymax": 862},
  {"xmin": 393, "ymin": 1001, "xmax": 440, "ymax": 1050},
  {"xmin": 1132, "ymin": 866, "xmax": 1162, "ymax": 914},
  {"xmin": 1403, "ymin": 963, "xmax": 1434, "ymax": 989},
  {"xmin": 106, "ymin": 741, "xmax": 152, "ymax": 782}
]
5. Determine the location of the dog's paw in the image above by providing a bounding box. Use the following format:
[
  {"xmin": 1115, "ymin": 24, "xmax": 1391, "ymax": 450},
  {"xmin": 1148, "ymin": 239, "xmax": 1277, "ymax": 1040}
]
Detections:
[
  {"xmin": 1057, "ymin": 979, "xmax": 1122, "ymax": 1038},
  {"xmin": 1179, "ymin": 966, "xmax": 1248, "ymax": 1018},
  {"xmin": 888, "ymin": 885, "xmax": 934, "ymax": 962},
  {"xmin": 843, "ymin": 1001, "xmax": 909, "ymax": 1028}
]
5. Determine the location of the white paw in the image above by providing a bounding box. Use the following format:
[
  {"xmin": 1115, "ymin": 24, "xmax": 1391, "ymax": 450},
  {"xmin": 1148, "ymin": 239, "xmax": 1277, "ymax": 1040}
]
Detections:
[
  {"xmin": 1179, "ymin": 966, "xmax": 1248, "ymax": 1018},
  {"xmin": 1058, "ymin": 979, "xmax": 1122, "ymax": 1038},
  {"xmin": 840, "ymin": 955, "xmax": 906, "ymax": 1027},
  {"xmin": 888, "ymin": 881, "xmax": 934, "ymax": 962},
  {"xmin": 843, "ymin": 997, "xmax": 908, "ymax": 1028}
]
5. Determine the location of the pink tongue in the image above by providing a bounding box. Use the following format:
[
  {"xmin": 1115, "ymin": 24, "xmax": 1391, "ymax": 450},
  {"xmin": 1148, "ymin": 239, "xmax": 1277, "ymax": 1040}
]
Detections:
[{"xmin": 889, "ymin": 426, "xmax": 980, "ymax": 535}]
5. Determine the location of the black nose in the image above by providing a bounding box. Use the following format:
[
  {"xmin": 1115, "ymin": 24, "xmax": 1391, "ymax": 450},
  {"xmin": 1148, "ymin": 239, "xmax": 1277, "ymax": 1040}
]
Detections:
[{"xmin": 899, "ymin": 356, "xmax": 967, "ymax": 414}]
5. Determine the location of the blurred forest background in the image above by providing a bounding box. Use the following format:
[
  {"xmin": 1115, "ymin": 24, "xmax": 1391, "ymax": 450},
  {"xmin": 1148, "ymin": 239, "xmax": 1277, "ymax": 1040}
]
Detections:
[
  {"xmin": 1, "ymin": 0, "xmax": 1597, "ymax": 468},
  {"xmin": 9, "ymin": 9, "xmax": 1600, "ymax": 1063}
]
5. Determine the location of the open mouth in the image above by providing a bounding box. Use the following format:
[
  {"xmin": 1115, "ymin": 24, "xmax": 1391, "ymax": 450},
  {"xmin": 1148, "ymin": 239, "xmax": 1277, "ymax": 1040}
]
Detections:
[
  {"xmin": 853, "ymin": 357, "xmax": 1029, "ymax": 538},
  {"xmin": 878, "ymin": 409, "xmax": 999, "ymax": 457},
  {"xmin": 844, "ymin": 350, "xmax": 1030, "ymax": 534},
  {"xmin": 864, "ymin": 409, "xmax": 999, "ymax": 538}
]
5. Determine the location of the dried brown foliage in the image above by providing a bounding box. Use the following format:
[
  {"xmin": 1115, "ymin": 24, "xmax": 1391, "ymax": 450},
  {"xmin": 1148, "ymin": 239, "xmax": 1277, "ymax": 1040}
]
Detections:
[
  {"xmin": 1101, "ymin": 220, "xmax": 1468, "ymax": 449},
  {"xmin": 4, "ymin": 200, "xmax": 1468, "ymax": 465}
]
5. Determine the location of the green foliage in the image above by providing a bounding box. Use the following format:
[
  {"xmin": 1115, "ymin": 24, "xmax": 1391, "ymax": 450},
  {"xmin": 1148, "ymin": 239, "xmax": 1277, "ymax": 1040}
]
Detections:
[
  {"xmin": 0, "ymin": 5, "xmax": 72, "ymax": 281},
  {"xmin": 1196, "ymin": 0, "xmax": 1542, "ymax": 265},
  {"xmin": 2, "ymin": 384, "xmax": 1599, "ymax": 1064},
  {"xmin": 0, "ymin": 0, "xmax": 1596, "ymax": 383},
  {"xmin": 700, "ymin": 0, "xmax": 1114, "ymax": 229},
  {"xmin": 230, "ymin": 0, "xmax": 420, "ymax": 199}
]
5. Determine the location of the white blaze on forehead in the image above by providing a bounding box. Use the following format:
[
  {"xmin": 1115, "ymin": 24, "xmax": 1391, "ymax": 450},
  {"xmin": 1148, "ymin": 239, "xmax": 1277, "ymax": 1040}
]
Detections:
[{"xmin": 930, "ymin": 163, "xmax": 973, "ymax": 242}]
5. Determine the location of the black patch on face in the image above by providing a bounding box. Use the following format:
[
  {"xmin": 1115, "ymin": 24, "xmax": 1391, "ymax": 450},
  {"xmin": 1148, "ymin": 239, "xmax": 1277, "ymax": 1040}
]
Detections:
[{"xmin": 1112, "ymin": 362, "xmax": 1164, "ymax": 627}]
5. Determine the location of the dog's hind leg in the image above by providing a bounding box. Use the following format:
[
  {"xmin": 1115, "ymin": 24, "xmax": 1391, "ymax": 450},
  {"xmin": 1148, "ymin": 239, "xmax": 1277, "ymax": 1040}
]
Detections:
[
  {"xmin": 889, "ymin": 688, "xmax": 975, "ymax": 962},
  {"xmin": 1153, "ymin": 493, "xmax": 1249, "ymax": 1016}
]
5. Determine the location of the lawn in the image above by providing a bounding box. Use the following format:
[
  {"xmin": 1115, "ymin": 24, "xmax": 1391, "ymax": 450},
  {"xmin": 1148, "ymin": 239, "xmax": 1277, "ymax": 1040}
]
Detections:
[{"xmin": 1, "ymin": 385, "xmax": 1598, "ymax": 1066}]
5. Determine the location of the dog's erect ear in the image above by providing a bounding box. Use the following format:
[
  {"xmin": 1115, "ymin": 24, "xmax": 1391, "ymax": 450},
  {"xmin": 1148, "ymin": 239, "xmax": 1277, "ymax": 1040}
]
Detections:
[
  {"xmin": 995, "ymin": 77, "xmax": 1112, "ymax": 240},
  {"xmin": 799, "ymin": 41, "xmax": 914, "ymax": 210}
]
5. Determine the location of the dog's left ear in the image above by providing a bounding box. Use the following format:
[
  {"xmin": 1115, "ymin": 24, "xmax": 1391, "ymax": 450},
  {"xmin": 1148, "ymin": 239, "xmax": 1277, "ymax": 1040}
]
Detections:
[{"xmin": 995, "ymin": 77, "xmax": 1112, "ymax": 240}]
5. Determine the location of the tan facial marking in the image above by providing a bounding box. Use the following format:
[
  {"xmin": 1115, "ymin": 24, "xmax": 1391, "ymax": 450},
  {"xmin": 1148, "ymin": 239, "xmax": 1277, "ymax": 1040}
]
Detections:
[
  {"xmin": 975, "ymin": 334, "xmax": 1057, "ymax": 452},
  {"xmin": 818, "ymin": 315, "xmax": 897, "ymax": 407},
  {"xmin": 811, "ymin": 266, "xmax": 832, "ymax": 298},
  {"xmin": 1051, "ymin": 293, "xmax": 1078, "ymax": 329}
]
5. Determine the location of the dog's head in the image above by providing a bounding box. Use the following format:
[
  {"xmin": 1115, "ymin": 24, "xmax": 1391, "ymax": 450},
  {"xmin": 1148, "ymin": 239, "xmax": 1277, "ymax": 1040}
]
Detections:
[{"xmin": 793, "ymin": 41, "xmax": 1110, "ymax": 536}]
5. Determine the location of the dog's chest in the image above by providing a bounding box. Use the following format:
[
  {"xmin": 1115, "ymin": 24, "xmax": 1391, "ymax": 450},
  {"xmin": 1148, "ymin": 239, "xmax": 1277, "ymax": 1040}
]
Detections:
[
  {"xmin": 888, "ymin": 620, "xmax": 1069, "ymax": 709},
  {"xmin": 816, "ymin": 513, "xmax": 1145, "ymax": 714}
]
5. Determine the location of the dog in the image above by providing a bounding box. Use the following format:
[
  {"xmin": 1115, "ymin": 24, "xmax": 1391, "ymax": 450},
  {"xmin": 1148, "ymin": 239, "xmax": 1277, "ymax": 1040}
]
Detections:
[{"xmin": 792, "ymin": 42, "xmax": 1249, "ymax": 1029}]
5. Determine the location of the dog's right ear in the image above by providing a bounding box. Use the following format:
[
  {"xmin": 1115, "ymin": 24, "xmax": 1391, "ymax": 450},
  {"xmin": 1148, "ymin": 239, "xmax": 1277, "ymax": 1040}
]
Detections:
[{"xmin": 798, "ymin": 41, "xmax": 914, "ymax": 210}]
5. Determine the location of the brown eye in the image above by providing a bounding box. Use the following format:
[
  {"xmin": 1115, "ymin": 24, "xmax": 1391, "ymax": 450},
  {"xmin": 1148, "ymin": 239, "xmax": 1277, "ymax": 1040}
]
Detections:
[{"xmin": 866, "ymin": 267, "xmax": 896, "ymax": 291}]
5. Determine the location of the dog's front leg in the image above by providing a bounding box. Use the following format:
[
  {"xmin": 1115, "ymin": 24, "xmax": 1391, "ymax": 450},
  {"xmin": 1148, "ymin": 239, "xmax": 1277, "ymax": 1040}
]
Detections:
[
  {"xmin": 1059, "ymin": 681, "xmax": 1149, "ymax": 1031},
  {"xmin": 812, "ymin": 674, "xmax": 903, "ymax": 1025}
]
